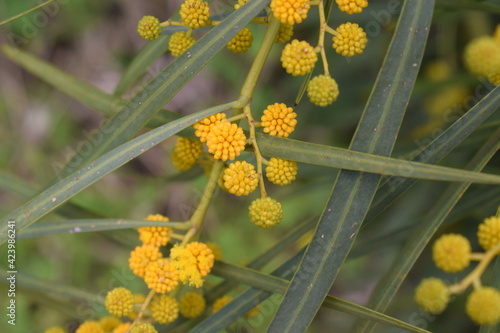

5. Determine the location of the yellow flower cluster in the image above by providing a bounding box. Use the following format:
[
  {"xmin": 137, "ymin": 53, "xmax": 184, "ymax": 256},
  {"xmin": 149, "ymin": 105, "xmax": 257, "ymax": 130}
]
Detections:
[
  {"xmin": 144, "ymin": 258, "xmax": 180, "ymax": 293},
  {"xmin": 179, "ymin": 292, "xmax": 206, "ymax": 318},
  {"xmin": 130, "ymin": 322, "xmax": 157, "ymax": 333},
  {"xmin": 414, "ymin": 278, "xmax": 449, "ymax": 314},
  {"xmin": 266, "ymin": 158, "xmax": 297, "ymax": 186},
  {"xmin": 223, "ymin": 161, "xmax": 259, "ymax": 196},
  {"xmin": 149, "ymin": 295, "xmax": 179, "ymax": 324},
  {"xmin": 466, "ymin": 287, "xmax": 500, "ymax": 325},
  {"xmin": 227, "ymin": 28, "xmax": 253, "ymax": 53},
  {"xmin": 206, "ymin": 119, "xmax": 247, "ymax": 161},
  {"xmin": 280, "ymin": 39, "xmax": 318, "ymax": 76},
  {"xmin": 168, "ymin": 31, "xmax": 196, "ymax": 57},
  {"xmin": 113, "ymin": 323, "xmax": 131, "ymax": 333},
  {"xmin": 432, "ymin": 233, "xmax": 471, "ymax": 273},
  {"xmin": 129, "ymin": 244, "xmax": 163, "ymax": 278},
  {"xmin": 137, "ymin": 16, "xmax": 162, "ymax": 40},
  {"xmin": 105, "ymin": 287, "xmax": 134, "ymax": 317},
  {"xmin": 75, "ymin": 321, "xmax": 104, "ymax": 333},
  {"xmin": 276, "ymin": 24, "xmax": 294, "ymax": 43},
  {"xmin": 464, "ymin": 36, "xmax": 500, "ymax": 77},
  {"xmin": 233, "ymin": 0, "xmax": 248, "ymax": 10},
  {"xmin": 248, "ymin": 197, "xmax": 283, "ymax": 228},
  {"xmin": 332, "ymin": 22, "xmax": 368, "ymax": 57},
  {"xmin": 261, "ymin": 103, "xmax": 297, "ymax": 138},
  {"xmin": 335, "ymin": 0, "xmax": 368, "ymax": 14},
  {"xmin": 307, "ymin": 74, "xmax": 340, "ymax": 107},
  {"xmin": 171, "ymin": 137, "xmax": 203, "ymax": 171},
  {"xmin": 99, "ymin": 316, "xmax": 121, "ymax": 332},
  {"xmin": 477, "ymin": 216, "xmax": 500, "ymax": 250},
  {"xmin": 170, "ymin": 242, "xmax": 215, "ymax": 287},
  {"xmin": 180, "ymin": 0, "xmax": 211, "ymax": 29},
  {"xmin": 270, "ymin": 0, "xmax": 311, "ymax": 25},
  {"xmin": 193, "ymin": 113, "xmax": 227, "ymax": 142},
  {"xmin": 138, "ymin": 214, "xmax": 173, "ymax": 247}
]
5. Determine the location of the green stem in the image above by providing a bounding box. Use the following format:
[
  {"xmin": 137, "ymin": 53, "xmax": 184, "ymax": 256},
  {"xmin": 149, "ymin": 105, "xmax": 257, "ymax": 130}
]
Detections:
[
  {"xmin": 240, "ymin": 16, "xmax": 281, "ymax": 100},
  {"xmin": 244, "ymin": 105, "xmax": 267, "ymax": 197},
  {"xmin": 317, "ymin": 0, "xmax": 330, "ymax": 76},
  {"xmin": 130, "ymin": 289, "xmax": 156, "ymax": 330}
]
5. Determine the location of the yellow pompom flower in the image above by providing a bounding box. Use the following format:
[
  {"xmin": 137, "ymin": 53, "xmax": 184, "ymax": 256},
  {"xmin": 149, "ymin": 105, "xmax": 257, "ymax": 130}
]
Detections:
[
  {"xmin": 477, "ymin": 216, "xmax": 500, "ymax": 251},
  {"xmin": 463, "ymin": 36, "xmax": 500, "ymax": 77},
  {"xmin": 211, "ymin": 295, "xmax": 234, "ymax": 313},
  {"xmin": 270, "ymin": 0, "xmax": 310, "ymax": 25},
  {"xmin": 432, "ymin": 233, "xmax": 471, "ymax": 273},
  {"xmin": 105, "ymin": 287, "xmax": 134, "ymax": 317},
  {"xmin": 335, "ymin": 0, "xmax": 368, "ymax": 14},
  {"xmin": 275, "ymin": 24, "xmax": 294, "ymax": 43},
  {"xmin": 266, "ymin": 158, "xmax": 298, "ymax": 186},
  {"xmin": 144, "ymin": 258, "xmax": 180, "ymax": 293},
  {"xmin": 171, "ymin": 137, "xmax": 203, "ymax": 171},
  {"xmin": 223, "ymin": 161, "xmax": 259, "ymax": 196},
  {"xmin": 234, "ymin": 0, "xmax": 248, "ymax": 10},
  {"xmin": 206, "ymin": 242, "xmax": 223, "ymax": 260},
  {"xmin": 112, "ymin": 323, "xmax": 131, "ymax": 333},
  {"xmin": 168, "ymin": 31, "xmax": 196, "ymax": 57},
  {"xmin": 227, "ymin": 28, "xmax": 253, "ymax": 53},
  {"xmin": 424, "ymin": 59, "xmax": 452, "ymax": 82},
  {"xmin": 99, "ymin": 316, "xmax": 121, "ymax": 332},
  {"xmin": 137, "ymin": 16, "xmax": 162, "ymax": 40},
  {"xmin": 307, "ymin": 74, "xmax": 340, "ymax": 107},
  {"xmin": 180, "ymin": 0, "xmax": 211, "ymax": 29},
  {"xmin": 249, "ymin": 197, "xmax": 283, "ymax": 228},
  {"xmin": 129, "ymin": 245, "xmax": 163, "ymax": 278},
  {"xmin": 261, "ymin": 102, "xmax": 297, "ymax": 138},
  {"xmin": 130, "ymin": 322, "xmax": 158, "ymax": 333},
  {"xmin": 44, "ymin": 327, "xmax": 65, "ymax": 333},
  {"xmin": 332, "ymin": 23, "xmax": 368, "ymax": 57},
  {"xmin": 138, "ymin": 214, "xmax": 172, "ymax": 247},
  {"xmin": 206, "ymin": 119, "xmax": 247, "ymax": 161},
  {"xmin": 170, "ymin": 242, "xmax": 215, "ymax": 287},
  {"xmin": 149, "ymin": 295, "xmax": 179, "ymax": 324},
  {"xmin": 179, "ymin": 292, "xmax": 206, "ymax": 318},
  {"xmin": 280, "ymin": 39, "xmax": 318, "ymax": 76},
  {"xmin": 414, "ymin": 278, "xmax": 449, "ymax": 314},
  {"xmin": 76, "ymin": 321, "xmax": 104, "ymax": 333},
  {"xmin": 466, "ymin": 287, "xmax": 500, "ymax": 325},
  {"xmin": 193, "ymin": 113, "xmax": 227, "ymax": 143}
]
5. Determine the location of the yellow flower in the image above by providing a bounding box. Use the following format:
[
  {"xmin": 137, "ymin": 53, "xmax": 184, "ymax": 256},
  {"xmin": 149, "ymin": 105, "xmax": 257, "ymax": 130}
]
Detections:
[
  {"xmin": 280, "ymin": 39, "xmax": 317, "ymax": 76},
  {"xmin": 223, "ymin": 161, "xmax": 259, "ymax": 196},
  {"xmin": 168, "ymin": 31, "xmax": 196, "ymax": 57},
  {"xmin": 270, "ymin": 0, "xmax": 311, "ymax": 25},
  {"xmin": 76, "ymin": 321, "xmax": 104, "ymax": 333},
  {"xmin": 266, "ymin": 158, "xmax": 298, "ymax": 186},
  {"xmin": 466, "ymin": 287, "xmax": 500, "ymax": 325},
  {"xmin": 112, "ymin": 323, "xmax": 131, "ymax": 333},
  {"xmin": 432, "ymin": 233, "xmax": 471, "ymax": 273},
  {"xmin": 234, "ymin": 0, "xmax": 248, "ymax": 10},
  {"xmin": 144, "ymin": 258, "xmax": 180, "ymax": 293},
  {"xmin": 179, "ymin": 292, "xmax": 206, "ymax": 318},
  {"xmin": 227, "ymin": 28, "xmax": 253, "ymax": 53},
  {"xmin": 170, "ymin": 242, "xmax": 215, "ymax": 287},
  {"xmin": 99, "ymin": 316, "xmax": 121, "ymax": 332},
  {"xmin": 193, "ymin": 113, "xmax": 227, "ymax": 143},
  {"xmin": 137, "ymin": 214, "xmax": 172, "ymax": 247},
  {"xmin": 414, "ymin": 278, "xmax": 449, "ymax": 314},
  {"xmin": 307, "ymin": 74, "xmax": 339, "ymax": 107},
  {"xmin": 206, "ymin": 119, "xmax": 246, "ymax": 161},
  {"xmin": 261, "ymin": 102, "xmax": 297, "ymax": 138},
  {"xmin": 149, "ymin": 295, "xmax": 179, "ymax": 324},
  {"xmin": 137, "ymin": 16, "xmax": 161, "ymax": 40},
  {"xmin": 171, "ymin": 137, "xmax": 203, "ymax": 171},
  {"xmin": 129, "ymin": 245, "xmax": 163, "ymax": 278},
  {"xmin": 477, "ymin": 216, "xmax": 500, "ymax": 251},
  {"xmin": 249, "ymin": 197, "xmax": 283, "ymax": 228},
  {"xmin": 332, "ymin": 22, "xmax": 368, "ymax": 57},
  {"xmin": 180, "ymin": 0, "xmax": 211, "ymax": 29},
  {"xmin": 275, "ymin": 23, "xmax": 294, "ymax": 43},
  {"xmin": 105, "ymin": 287, "xmax": 134, "ymax": 317},
  {"xmin": 130, "ymin": 322, "xmax": 158, "ymax": 333},
  {"xmin": 335, "ymin": 0, "xmax": 368, "ymax": 14},
  {"xmin": 463, "ymin": 36, "xmax": 500, "ymax": 77},
  {"xmin": 211, "ymin": 295, "xmax": 234, "ymax": 313}
]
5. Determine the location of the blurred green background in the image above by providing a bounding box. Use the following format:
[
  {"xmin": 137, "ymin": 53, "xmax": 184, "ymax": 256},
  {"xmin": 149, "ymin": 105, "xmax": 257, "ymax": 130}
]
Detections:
[{"xmin": 0, "ymin": 0, "xmax": 499, "ymax": 332}]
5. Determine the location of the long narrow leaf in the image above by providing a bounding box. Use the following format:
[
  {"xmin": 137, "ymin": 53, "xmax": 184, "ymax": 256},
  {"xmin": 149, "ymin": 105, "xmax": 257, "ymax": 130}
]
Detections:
[
  {"xmin": 355, "ymin": 127, "xmax": 500, "ymax": 332},
  {"xmin": 268, "ymin": 1, "xmax": 435, "ymax": 331},
  {"xmin": 0, "ymin": 101, "xmax": 238, "ymax": 245}
]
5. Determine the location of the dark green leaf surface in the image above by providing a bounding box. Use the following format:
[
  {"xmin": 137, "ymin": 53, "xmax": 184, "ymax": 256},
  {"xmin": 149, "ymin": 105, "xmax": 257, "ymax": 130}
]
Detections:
[
  {"xmin": 0, "ymin": 101, "xmax": 237, "ymax": 245},
  {"xmin": 268, "ymin": 1, "xmax": 435, "ymax": 331}
]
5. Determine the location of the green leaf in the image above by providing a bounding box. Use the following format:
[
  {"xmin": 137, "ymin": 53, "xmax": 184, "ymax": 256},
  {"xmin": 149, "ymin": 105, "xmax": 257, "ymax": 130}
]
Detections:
[
  {"xmin": 2, "ymin": 44, "xmax": 125, "ymax": 115},
  {"xmin": 49, "ymin": 0, "xmax": 268, "ymax": 182},
  {"xmin": 268, "ymin": 0, "xmax": 435, "ymax": 331},
  {"xmin": 0, "ymin": 101, "xmax": 237, "ymax": 245},
  {"xmin": 480, "ymin": 256, "xmax": 500, "ymax": 333},
  {"xmin": 257, "ymin": 134, "xmax": 500, "ymax": 184},
  {"xmin": 113, "ymin": 35, "xmax": 170, "ymax": 96},
  {"xmin": 436, "ymin": 0, "xmax": 500, "ymax": 13},
  {"xmin": 17, "ymin": 219, "xmax": 190, "ymax": 240},
  {"xmin": 355, "ymin": 127, "xmax": 500, "ymax": 332}
]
